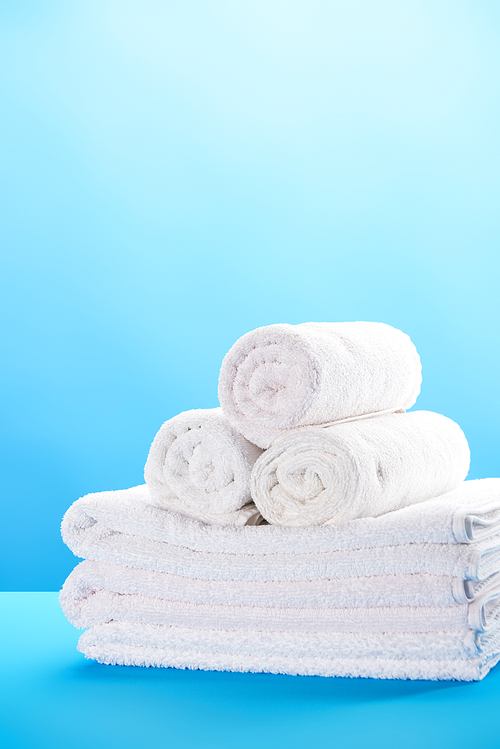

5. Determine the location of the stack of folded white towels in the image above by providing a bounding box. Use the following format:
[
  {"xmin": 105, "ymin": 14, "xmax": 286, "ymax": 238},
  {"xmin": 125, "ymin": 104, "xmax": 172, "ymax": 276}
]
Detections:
[{"xmin": 60, "ymin": 322, "xmax": 500, "ymax": 681}]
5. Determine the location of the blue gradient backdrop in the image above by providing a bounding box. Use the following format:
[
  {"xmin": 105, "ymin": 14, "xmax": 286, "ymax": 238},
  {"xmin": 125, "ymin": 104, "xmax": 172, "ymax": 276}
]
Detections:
[{"xmin": 1, "ymin": 1, "xmax": 499, "ymax": 591}]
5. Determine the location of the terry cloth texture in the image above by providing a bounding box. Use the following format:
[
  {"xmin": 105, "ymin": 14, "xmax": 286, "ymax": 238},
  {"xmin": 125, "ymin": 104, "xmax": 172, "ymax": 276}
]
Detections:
[
  {"xmin": 217, "ymin": 321, "xmax": 422, "ymax": 448},
  {"xmin": 60, "ymin": 479, "xmax": 500, "ymax": 680},
  {"xmin": 62, "ymin": 560, "xmax": 500, "ymax": 610},
  {"xmin": 251, "ymin": 411, "xmax": 470, "ymax": 527},
  {"xmin": 144, "ymin": 407, "xmax": 262, "ymax": 525},
  {"xmin": 60, "ymin": 562, "xmax": 500, "ymax": 633},
  {"xmin": 61, "ymin": 480, "xmax": 500, "ymax": 574},
  {"xmin": 76, "ymin": 622, "xmax": 500, "ymax": 681}
]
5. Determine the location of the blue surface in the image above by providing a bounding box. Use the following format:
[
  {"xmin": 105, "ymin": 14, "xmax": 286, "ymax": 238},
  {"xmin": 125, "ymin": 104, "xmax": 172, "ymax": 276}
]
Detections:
[
  {"xmin": 1, "ymin": 2, "xmax": 500, "ymax": 591},
  {"xmin": 1, "ymin": 593, "xmax": 500, "ymax": 749}
]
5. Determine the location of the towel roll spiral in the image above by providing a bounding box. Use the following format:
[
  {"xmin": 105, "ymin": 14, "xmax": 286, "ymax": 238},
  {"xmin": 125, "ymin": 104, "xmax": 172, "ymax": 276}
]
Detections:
[
  {"xmin": 145, "ymin": 408, "xmax": 263, "ymax": 525},
  {"xmin": 251, "ymin": 411, "xmax": 471, "ymax": 527},
  {"xmin": 218, "ymin": 321, "xmax": 422, "ymax": 448}
]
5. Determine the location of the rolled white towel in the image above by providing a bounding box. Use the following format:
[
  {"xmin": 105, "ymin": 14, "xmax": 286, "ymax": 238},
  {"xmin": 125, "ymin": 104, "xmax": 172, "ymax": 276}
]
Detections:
[
  {"xmin": 218, "ymin": 321, "xmax": 422, "ymax": 448},
  {"xmin": 144, "ymin": 408, "xmax": 263, "ymax": 525},
  {"xmin": 251, "ymin": 411, "xmax": 470, "ymax": 527}
]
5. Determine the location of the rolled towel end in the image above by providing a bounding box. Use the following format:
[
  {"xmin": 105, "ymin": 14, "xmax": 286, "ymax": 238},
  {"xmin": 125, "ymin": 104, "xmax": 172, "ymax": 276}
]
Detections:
[
  {"xmin": 251, "ymin": 411, "xmax": 470, "ymax": 527},
  {"xmin": 251, "ymin": 429, "xmax": 361, "ymax": 527},
  {"xmin": 218, "ymin": 321, "xmax": 422, "ymax": 448},
  {"xmin": 144, "ymin": 408, "xmax": 263, "ymax": 525}
]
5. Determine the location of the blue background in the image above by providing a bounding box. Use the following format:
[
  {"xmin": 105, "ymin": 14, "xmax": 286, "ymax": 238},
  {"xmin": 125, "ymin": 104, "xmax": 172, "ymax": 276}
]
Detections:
[{"xmin": 1, "ymin": 0, "xmax": 500, "ymax": 591}]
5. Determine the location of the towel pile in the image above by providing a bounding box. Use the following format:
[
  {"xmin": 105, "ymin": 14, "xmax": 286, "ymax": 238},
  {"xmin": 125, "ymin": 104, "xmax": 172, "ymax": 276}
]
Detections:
[{"xmin": 60, "ymin": 322, "xmax": 500, "ymax": 681}]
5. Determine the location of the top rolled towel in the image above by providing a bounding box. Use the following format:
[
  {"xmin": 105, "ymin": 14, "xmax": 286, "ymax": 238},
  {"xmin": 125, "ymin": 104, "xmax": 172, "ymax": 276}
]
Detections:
[
  {"xmin": 144, "ymin": 408, "xmax": 263, "ymax": 525},
  {"xmin": 218, "ymin": 321, "xmax": 422, "ymax": 448}
]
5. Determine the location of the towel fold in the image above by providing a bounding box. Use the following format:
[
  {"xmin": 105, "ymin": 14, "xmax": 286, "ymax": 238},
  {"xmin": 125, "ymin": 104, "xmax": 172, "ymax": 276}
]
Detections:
[
  {"xmin": 60, "ymin": 560, "xmax": 500, "ymax": 628},
  {"xmin": 59, "ymin": 567, "xmax": 500, "ymax": 633},
  {"xmin": 61, "ymin": 481, "xmax": 500, "ymax": 581},
  {"xmin": 77, "ymin": 621, "xmax": 489, "ymax": 661},
  {"xmin": 64, "ymin": 560, "xmax": 500, "ymax": 610},
  {"xmin": 61, "ymin": 480, "xmax": 500, "ymax": 554},
  {"xmin": 144, "ymin": 408, "xmax": 262, "ymax": 525},
  {"xmin": 60, "ymin": 589, "xmax": 476, "ymax": 633},
  {"xmin": 77, "ymin": 622, "xmax": 500, "ymax": 681},
  {"xmin": 218, "ymin": 322, "xmax": 422, "ymax": 448},
  {"xmin": 58, "ymin": 531, "xmax": 500, "ymax": 582},
  {"xmin": 251, "ymin": 411, "xmax": 470, "ymax": 526}
]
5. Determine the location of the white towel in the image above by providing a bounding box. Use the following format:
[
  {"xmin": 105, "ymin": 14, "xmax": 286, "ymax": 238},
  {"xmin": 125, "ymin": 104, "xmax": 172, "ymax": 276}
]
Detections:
[
  {"xmin": 218, "ymin": 322, "xmax": 422, "ymax": 448},
  {"xmin": 78, "ymin": 622, "xmax": 493, "ymax": 662},
  {"xmin": 61, "ymin": 479, "xmax": 500, "ymax": 681},
  {"xmin": 61, "ymin": 481, "xmax": 500, "ymax": 581},
  {"xmin": 144, "ymin": 408, "xmax": 262, "ymax": 525},
  {"xmin": 59, "ymin": 531, "xmax": 500, "ymax": 582},
  {"xmin": 60, "ymin": 568, "xmax": 500, "ymax": 633},
  {"xmin": 60, "ymin": 560, "xmax": 500, "ymax": 630},
  {"xmin": 77, "ymin": 622, "xmax": 500, "ymax": 681},
  {"xmin": 251, "ymin": 411, "xmax": 470, "ymax": 526},
  {"xmin": 64, "ymin": 560, "xmax": 500, "ymax": 610}
]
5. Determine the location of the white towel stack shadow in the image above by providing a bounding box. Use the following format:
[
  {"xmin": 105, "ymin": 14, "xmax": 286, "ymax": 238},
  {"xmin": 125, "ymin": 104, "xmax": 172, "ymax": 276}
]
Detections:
[{"xmin": 60, "ymin": 322, "xmax": 500, "ymax": 681}]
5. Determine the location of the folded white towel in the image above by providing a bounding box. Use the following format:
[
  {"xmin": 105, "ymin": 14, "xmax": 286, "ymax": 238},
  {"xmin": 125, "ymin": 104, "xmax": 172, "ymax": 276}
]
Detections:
[
  {"xmin": 144, "ymin": 408, "xmax": 262, "ymax": 525},
  {"xmin": 252, "ymin": 411, "xmax": 470, "ymax": 526},
  {"xmin": 61, "ymin": 479, "xmax": 500, "ymax": 681},
  {"xmin": 64, "ymin": 560, "xmax": 500, "ymax": 611},
  {"xmin": 60, "ymin": 531, "xmax": 500, "ymax": 582},
  {"xmin": 61, "ymin": 481, "xmax": 500, "ymax": 581},
  {"xmin": 218, "ymin": 322, "xmax": 422, "ymax": 448},
  {"xmin": 60, "ymin": 570, "xmax": 500, "ymax": 633},
  {"xmin": 61, "ymin": 480, "xmax": 500, "ymax": 554},
  {"xmin": 77, "ymin": 622, "xmax": 500, "ymax": 681},
  {"xmin": 60, "ymin": 560, "xmax": 500, "ymax": 629},
  {"xmin": 78, "ymin": 621, "xmax": 494, "ymax": 661}
]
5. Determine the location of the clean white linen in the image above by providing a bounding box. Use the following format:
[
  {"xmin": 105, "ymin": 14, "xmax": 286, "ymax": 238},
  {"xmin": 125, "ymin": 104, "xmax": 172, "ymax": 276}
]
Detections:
[
  {"xmin": 61, "ymin": 481, "xmax": 500, "ymax": 582},
  {"xmin": 77, "ymin": 622, "xmax": 500, "ymax": 681},
  {"xmin": 218, "ymin": 321, "xmax": 422, "ymax": 448},
  {"xmin": 251, "ymin": 411, "xmax": 470, "ymax": 526},
  {"xmin": 60, "ymin": 480, "xmax": 500, "ymax": 681},
  {"xmin": 60, "ymin": 566, "xmax": 500, "ymax": 633},
  {"xmin": 64, "ymin": 560, "xmax": 500, "ymax": 610},
  {"xmin": 144, "ymin": 407, "xmax": 262, "ymax": 525}
]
